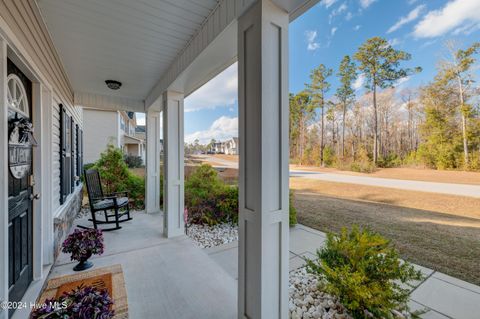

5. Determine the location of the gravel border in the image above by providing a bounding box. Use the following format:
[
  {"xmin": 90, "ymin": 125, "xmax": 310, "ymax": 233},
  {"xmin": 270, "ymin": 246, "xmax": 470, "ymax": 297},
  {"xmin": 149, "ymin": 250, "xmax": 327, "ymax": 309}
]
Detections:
[{"xmin": 186, "ymin": 223, "xmax": 238, "ymax": 248}]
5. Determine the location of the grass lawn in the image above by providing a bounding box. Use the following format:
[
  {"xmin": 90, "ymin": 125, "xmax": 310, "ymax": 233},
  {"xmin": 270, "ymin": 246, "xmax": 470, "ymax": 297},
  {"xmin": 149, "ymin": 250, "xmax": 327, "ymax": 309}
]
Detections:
[{"xmin": 291, "ymin": 177, "xmax": 480, "ymax": 286}]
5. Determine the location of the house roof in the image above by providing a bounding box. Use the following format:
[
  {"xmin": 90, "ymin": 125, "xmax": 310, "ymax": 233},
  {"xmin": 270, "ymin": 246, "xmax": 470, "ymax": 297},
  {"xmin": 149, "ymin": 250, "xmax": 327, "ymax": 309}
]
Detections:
[{"xmin": 135, "ymin": 125, "xmax": 146, "ymax": 133}]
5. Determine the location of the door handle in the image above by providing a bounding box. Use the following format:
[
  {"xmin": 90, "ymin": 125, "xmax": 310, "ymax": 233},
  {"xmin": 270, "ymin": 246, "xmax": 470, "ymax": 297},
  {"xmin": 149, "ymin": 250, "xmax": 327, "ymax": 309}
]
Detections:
[{"xmin": 29, "ymin": 193, "xmax": 40, "ymax": 200}]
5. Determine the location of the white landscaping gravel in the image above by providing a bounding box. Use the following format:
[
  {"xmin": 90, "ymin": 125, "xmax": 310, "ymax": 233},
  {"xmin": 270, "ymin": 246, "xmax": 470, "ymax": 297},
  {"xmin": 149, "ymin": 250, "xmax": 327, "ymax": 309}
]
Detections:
[
  {"xmin": 186, "ymin": 223, "xmax": 238, "ymax": 248},
  {"xmin": 289, "ymin": 267, "xmax": 352, "ymax": 319}
]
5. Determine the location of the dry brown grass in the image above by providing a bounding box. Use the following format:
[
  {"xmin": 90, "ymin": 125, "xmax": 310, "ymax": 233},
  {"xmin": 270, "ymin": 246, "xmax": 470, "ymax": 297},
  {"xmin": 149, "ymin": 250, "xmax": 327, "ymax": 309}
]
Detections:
[
  {"xmin": 129, "ymin": 167, "xmax": 145, "ymax": 178},
  {"xmin": 291, "ymin": 177, "xmax": 480, "ymax": 285},
  {"xmin": 290, "ymin": 178, "xmax": 480, "ymax": 219},
  {"xmin": 212, "ymin": 154, "xmax": 239, "ymax": 162}
]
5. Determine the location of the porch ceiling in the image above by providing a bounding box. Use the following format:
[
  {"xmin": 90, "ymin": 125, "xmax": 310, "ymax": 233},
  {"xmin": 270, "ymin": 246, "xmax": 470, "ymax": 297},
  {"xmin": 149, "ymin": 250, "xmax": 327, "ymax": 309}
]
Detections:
[
  {"xmin": 36, "ymin": 0, "xmax": 219, "ymax": 100},
  {"xmin": 36, "ymin": 0, "xmax": 319, "ymax": 110}
]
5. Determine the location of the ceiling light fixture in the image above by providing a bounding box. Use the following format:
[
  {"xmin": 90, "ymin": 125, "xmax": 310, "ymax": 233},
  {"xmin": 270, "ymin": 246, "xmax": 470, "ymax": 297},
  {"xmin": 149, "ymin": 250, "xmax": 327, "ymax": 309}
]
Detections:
[{"xmin": 105, "ymin": 80, "xmax": 122, "ymax": 90}]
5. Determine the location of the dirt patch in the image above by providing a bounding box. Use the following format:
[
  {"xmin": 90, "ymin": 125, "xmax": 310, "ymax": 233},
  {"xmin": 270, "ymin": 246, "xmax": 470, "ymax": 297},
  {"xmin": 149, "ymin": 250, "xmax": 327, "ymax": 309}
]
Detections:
[
  {"xmin": 291, "ymin": 165, "xmax": 480, "ymax": 185},
  {"xmin": 291, "ymin": 181, "xmax": 480, "ymax": 285}
]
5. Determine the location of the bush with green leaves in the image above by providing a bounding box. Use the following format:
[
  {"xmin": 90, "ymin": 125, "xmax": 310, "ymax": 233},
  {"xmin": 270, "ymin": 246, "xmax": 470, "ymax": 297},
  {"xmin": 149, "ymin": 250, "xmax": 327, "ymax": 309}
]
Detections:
[
  {"xmin": 185, "ymin": 164, "xmax": 236, "ymax": 225},
  {"xmin": 124, "ymin": 154, "xmax": 143, "ymax": 168},
  {"xmin": 92, "ymin": 144, "xmax": 145, "ymax": 208},
  {"xmin": 289, "ymin": 190, "xmax": 297, "ymax": 226},
  {"xmin": 185, "ymin": 164, "xmax": 297, "ymax": 226},
  {"xmin": 306, "ymin": 226, "xmax": 423, "ymax": 319}
]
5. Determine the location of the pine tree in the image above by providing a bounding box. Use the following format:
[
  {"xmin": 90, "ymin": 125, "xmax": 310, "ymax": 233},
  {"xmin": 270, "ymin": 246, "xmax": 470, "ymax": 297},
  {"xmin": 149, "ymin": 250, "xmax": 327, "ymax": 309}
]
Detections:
[
  {"xmin": 307, "ymin": 64, "xmax": 333, "ymax": 166},
  {"xmin": 336, "ymin": 55, "xmax": 357, "ymax": 158},
  {"xmin": 354, "ymin": 37, "xmax": 421, "ymax": 164}
]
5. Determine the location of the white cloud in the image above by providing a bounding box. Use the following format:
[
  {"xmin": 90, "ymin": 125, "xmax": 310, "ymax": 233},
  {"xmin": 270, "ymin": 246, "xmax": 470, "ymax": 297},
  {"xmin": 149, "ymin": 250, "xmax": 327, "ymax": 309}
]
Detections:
[
  {"xmin": 184, "ymin": 63, "xmax": 237, "ymax": 112},
  {"xmin": 346, "ymin": 12, "xmax": 353, "ymax": 20},
  {"xmin": 333, "ymin": 3, "xmax": 348, "ymax": 16},
  {"xmin": 354, "ymin": 24, "xmax": 361, "ymax": 31},
  {"xmin": 452, "ymin": 22, "xmax": 480, "ymax": 35},
  {"xmin": 408, "ymin": 0, "xmax": 419, "ymax": 5},
  {"xmin": 353, "ymin": 73, "xmax": 366, "ymax": 90},
  {"xmin": 396, "ymin": 76, "xmax": 411, "ymax": 87},
  {"xmin": 388, "ymin": 38, "xmax": 402, "ymax": 46},
  {"xmin": 321, "ymin": 0, "xmax": 338, "ymax": 8},
  {"xmin": 331, "ymin": 27, "xmax": 338, "ymax": 36},
  {"xmin": 387, "ymin": 4, "xmax": 426, "ymax": 33},
  {"xmin": 185, "ymin": 116, "xmax": 238, "ymax": 144},
  {"xmin": 413, "ymin": 0, "xmax": 480, "ymax": 38},
  {"xmin": 359, "ymin": 0, "xmax": 377, "ymax": 9},
  {"xmin": 329, "ymin": 3, "xmax": 348, "ymax": 23},
  {"xmin": 305, "ymin": 30, "xmax": 320, "ymax": 51}
]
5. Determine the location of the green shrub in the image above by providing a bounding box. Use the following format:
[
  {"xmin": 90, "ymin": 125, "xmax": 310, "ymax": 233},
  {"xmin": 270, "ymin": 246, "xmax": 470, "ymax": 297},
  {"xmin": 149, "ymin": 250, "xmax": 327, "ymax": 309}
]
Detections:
[
  {"xmin": 323, "ymin": 146, "xmax": 336, "ymax": 167},
  {"xmin": 216, "ymin": 186, "xmax": 239, "ymax": 225},
  {"xmin": 289, "ymin": 190, "xmax": 297, "ymax": 226},
  {"xmin": 185, "ymin": 164, "xmax": 297, "ymax": 226},
  {"xmin": 377, "ymin": 154, "xmax": 402, "ymax": 168},
  {"xmin": 185, "ymin": 164, "xmax": 236, "ymax": 225},
  {"xmin": 93, "ymin": 145, "xmax": 145, "ymax": 209},
  {"xmin": 306, "ymin": 226, "xmax": 423, "ymax": 319},
  {"xmin": 124, "ymin": 154, "xmax": 143, "ymax": 168}
]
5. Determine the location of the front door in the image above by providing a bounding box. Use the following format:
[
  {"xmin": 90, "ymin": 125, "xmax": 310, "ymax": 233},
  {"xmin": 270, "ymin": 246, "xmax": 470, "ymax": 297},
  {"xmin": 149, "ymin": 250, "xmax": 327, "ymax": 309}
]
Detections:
[{"xmin": 6, "ymin": 59, "xmax": 34, "ymax": 316}]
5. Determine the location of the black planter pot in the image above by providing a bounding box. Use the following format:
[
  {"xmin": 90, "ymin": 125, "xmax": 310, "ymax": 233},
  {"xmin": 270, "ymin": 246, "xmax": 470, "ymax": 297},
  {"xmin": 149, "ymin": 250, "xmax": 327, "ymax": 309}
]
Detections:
[{"xmin": 73, "ymin": 252, "xmax": 93, "ymax": 271}]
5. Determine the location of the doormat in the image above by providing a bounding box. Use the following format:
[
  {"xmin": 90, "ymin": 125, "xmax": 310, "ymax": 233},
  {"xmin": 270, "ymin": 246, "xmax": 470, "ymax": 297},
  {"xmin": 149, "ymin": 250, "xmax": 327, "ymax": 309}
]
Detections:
[{"xmin": 37, "ymin": 264, "xmax": 128, "ymax": 318}]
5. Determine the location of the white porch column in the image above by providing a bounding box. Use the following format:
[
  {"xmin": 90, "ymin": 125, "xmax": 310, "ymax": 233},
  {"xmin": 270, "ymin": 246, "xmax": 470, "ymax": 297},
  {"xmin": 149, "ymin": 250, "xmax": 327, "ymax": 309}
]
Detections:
[
  {"xmin": 0, "ymin": 37, "xmax": 9, "ymax": 319},
  {"xmin": 145, "ymin": 110, "xmax": 161, "ymax": 214},
  {"xmin": 238, "ymin": 0, "xmax": 290, "ymax": 318},
  {"xmin": 163, "ymin": 91, "xmax": 185, "ymax": 238}
]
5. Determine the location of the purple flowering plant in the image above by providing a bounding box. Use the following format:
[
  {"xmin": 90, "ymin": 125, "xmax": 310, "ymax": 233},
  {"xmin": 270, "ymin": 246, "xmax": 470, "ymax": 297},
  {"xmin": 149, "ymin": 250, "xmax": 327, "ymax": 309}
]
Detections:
[
  {"xmin": 30, "ymin": 285, "xmax": 114, "ymax": 319},
  {"xmin": 62, "ymin": 229, "xmax": 104, "ymax": 262}
]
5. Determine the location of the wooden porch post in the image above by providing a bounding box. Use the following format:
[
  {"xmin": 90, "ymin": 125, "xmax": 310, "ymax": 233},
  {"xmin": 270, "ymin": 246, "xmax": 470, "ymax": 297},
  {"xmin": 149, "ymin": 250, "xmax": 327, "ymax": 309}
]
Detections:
[
  {"xmin": 163, "ymin": 91, "xmax": 185, "ymax": 238},
  {"xmin": 145, "ymin": 110, "xmax": 161, "ymax": 214},
  {"xmin": 237, "ymin": 0, "xmax": 290, "ymax": 318}
]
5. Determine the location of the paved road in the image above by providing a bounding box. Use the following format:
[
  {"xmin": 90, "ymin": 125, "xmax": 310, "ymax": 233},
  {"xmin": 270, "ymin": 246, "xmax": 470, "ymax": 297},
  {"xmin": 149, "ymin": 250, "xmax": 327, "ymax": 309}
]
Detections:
[
  {"xmin": 290, "ymin": 170, "xmax": 480, "ymax": 198},
  {"xmin": 194, "ymin": 155, "xmax": 480, "ymax": 198}
]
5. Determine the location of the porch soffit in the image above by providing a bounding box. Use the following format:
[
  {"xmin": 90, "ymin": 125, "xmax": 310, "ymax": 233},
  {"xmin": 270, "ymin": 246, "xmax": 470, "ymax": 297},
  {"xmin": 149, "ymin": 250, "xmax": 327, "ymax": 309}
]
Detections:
[{"xmin": 37, "ymin": 0, "xmax": 319, "ymax": 111}]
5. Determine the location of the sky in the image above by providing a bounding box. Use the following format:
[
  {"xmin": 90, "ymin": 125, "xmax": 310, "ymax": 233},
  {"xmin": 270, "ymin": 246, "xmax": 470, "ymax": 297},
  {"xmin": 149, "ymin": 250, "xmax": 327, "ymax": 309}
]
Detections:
[{"xmin": 138, "ymin": 0, "xmax": 480, "ymax": 144}]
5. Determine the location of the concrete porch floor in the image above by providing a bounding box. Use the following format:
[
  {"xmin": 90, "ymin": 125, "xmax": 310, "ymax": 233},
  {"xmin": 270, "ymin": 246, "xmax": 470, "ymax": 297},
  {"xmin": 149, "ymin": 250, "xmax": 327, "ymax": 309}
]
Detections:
[
  {"xmin": 51, "ymin": 212, "xmax": 237, "ymax": 319},
  {"xmin": 26, "ymin": 213, "xmax": 480, "ymax": 319},
  {"xmin": 207, "ymin": 224, "xmax": 480, "ymax": 319}
]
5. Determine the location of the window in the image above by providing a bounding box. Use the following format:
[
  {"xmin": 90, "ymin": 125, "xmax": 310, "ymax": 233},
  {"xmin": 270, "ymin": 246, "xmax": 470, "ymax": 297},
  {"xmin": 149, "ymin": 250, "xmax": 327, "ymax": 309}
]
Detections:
[{"xmin": 120, "ymin": 116, "xmax": 125, "ymax": 131}]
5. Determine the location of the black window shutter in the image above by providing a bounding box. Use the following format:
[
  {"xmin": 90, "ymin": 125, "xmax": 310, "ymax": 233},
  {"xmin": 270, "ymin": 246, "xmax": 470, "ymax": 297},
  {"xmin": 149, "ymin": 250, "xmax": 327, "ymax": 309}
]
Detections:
[
  {"xmin": 80, "ymin": 129, "xmax": 83, "ymax": 181},
  {"xmin": 59, "ymin": 104, "xmax": 66, "ymax": 205},
  {"xmin": 71, "ymin": 117, "xmax": 75, "ymax": 192},
  {"xmin": 76, "ymin": 124, "xmax": 80, "ymax": 186}
]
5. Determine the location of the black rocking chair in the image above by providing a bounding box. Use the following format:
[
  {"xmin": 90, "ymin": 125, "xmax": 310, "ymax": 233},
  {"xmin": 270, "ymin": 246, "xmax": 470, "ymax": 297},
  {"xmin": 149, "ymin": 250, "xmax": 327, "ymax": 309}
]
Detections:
[{"xmin": 80, "ymin": 169, "xmax": 132, "ymax": 231}]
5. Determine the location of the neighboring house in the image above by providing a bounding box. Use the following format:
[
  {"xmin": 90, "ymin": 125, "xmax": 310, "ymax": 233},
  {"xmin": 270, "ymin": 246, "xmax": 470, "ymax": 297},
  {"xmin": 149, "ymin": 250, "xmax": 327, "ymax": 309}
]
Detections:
[
  {"xmin": 83, "ymin": 110, "xmax": 145, "ymax": 164},
  {"xmin": 224, "ymin": 137, "xmax": 238, "ymax": 155},
  {"xmin": 209, "ymin": 138, "xmax": 238, "ymax": 155}
]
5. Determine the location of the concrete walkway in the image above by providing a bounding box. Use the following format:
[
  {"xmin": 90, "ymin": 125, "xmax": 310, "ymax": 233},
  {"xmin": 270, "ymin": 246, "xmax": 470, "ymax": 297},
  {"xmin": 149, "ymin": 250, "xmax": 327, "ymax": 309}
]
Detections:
[
  {"xmin": 290, "ymin": 171, "xmax": 480, "ymax": 198},
  {"xmin": 47, "ymin": 212, "xmax": 237, "ymax": 319},
  {"xmin": 206, "ymin": 224, "xmax": 480, "ymax": 319}
]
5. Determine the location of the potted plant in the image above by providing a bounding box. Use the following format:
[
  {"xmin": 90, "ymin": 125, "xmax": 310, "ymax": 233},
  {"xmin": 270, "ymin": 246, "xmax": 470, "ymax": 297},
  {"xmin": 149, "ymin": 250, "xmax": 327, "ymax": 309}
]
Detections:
[
  {"xmin": 62, "ymin": 229, "xmax": 104, "ymax": 271},
  {"xmin": 30, "ymin": 285, "xmax": 114, "ymax": 319}
]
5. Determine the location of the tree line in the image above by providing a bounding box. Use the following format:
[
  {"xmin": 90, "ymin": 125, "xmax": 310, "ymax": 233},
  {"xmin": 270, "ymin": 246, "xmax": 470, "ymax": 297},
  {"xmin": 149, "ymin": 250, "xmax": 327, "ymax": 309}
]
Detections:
[{"xmin": 290, "ymin": 37, "xmax": 480, "ymax": 171}]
